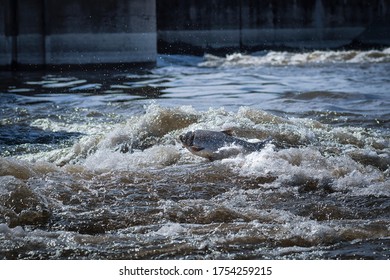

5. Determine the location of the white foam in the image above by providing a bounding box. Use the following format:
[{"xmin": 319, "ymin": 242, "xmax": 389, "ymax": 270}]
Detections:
[
  {"xmin": 228, "ymin": 141, "xmax": 389, "ymax": 197},
  {"xmin": 42, "ymin": 79, "xmax": 87, "ymax": 88},
  {"xmin": 0, "ymin": 223, "xmax": 26, "ymax": 237},
  {"xmin": 7, "ymin": 88, "xmax": 34, "ymax": 93},
  {"xmin": 13, "ymin": 104, "xmax": 388, "ymax": 198},
  {"xmin": 69, "ymin": 83, "xmax": 102, "ymax": 91},
  {"xmin": 156, "ymin": 223, "xmax": 187, "ymax": 236},
  {"xmin": 280, "ymin": 219, "xmax": 337, "ymax": 242},
  {"xmin": 32, "ymin": 116, "xmax": 114, "ymax": 136},
  {"xmin": 200, "ymin": 48, "xmax": 390, "ymax": 67},
  {"xmin": 83, "ymin": 145, "xmax": 180, "ymax": 172}
]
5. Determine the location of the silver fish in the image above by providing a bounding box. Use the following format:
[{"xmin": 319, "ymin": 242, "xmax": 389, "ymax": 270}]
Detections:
[{"xmin": 179, "ymin": 129, "xmax": 270, "ymax": 160}]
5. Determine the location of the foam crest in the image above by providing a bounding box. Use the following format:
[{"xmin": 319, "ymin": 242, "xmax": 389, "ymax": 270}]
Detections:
[
  {"xmin": 200, "ymin": 48, "xmax": 390, "ymax": 67},
  {"xmin": 0, "ymin": 223, "xmax": 26, "ymax": 237},
  {"xmin": 9, "ymin": 104, "xmax": 388, "ymax": 189},
  {"xmin": 155, "ymin": 223, "xmax": 187, "ymax": 236},
  {"xmin": 0, "ymin": 157, "xmax": 59, "ymax": 179},
  {"xmin": 83, "ymin": 145, "xmax": 181, "ymax": 172},
  {"xmin": 231, "ymin": 144, "xmax": 389, "ymax": 197}
]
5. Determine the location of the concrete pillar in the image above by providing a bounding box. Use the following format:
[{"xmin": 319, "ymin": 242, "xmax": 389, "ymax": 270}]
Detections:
[
  {"xmin": 0, "ymin": 0, "xmax": 157, "ymax": 69},
  {"xmin": 45, "ymin": 0, "xmax": 156, "ymax": 66},
  {"xmin": 16, "ymin": 0, "xmax": 46, "ymax": 66},
  {"xmin": 0, "ymin": 0, "xmax": 14, "ymax": 67},
  {"xmin": 157, "ymin": 0, "xmax": 241, "ymax": 54}
]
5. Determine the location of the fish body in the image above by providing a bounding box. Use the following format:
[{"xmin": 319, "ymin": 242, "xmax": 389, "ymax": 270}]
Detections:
[{"xmin": 179, "ymin": 130, "xmax": 269, "ymax": 160}]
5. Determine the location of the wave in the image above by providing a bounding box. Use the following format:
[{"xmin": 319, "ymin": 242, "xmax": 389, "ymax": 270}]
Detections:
[
  {"xmin": 199, "ymin": 48, "xmax": 390, "ymax": 67},
  {"xmin": 8, "ymin": 104, "xmax": 388, "ymax": 191},
  {"xmin": 1, "ymin": 104, "xmax": 389, "ymax": 259}
]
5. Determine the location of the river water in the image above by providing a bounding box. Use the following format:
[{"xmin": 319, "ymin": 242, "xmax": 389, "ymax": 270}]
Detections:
[{"xmin": 1, "ymin": 49, "xmax": 389, "ymax": 259}]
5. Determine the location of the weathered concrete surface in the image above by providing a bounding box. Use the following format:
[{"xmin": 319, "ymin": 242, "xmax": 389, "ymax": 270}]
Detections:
[
  {"xmin": 0, "ymin": 5, "xmax": 8, "ymax": 66},
  {"xmin": 0, "ymin": 0, "xmax": 156, "ymax": 69},
  {"xmin": 2, "ymin": 0, "xmax": 389, "ymax": 68},
  {"xmin": 44, "ymin": 0, "xmax": 156, "ymax": 66},
  {"xmin": 157, "ymin": 0, "xmax": 390, "ymax": 54}
]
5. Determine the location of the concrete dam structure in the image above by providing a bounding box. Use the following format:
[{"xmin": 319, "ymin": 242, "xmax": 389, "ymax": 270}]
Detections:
[
  {"xmin": 0, "ymin": 0, "xmax": 156, "ymax": 69},
  {"xmin": 157, "ymin": 0, "xmax": 390, "ymax": 54},
  {"xmin": 1, "ymin": 0, "xmax": 389, "ymax": 69}
]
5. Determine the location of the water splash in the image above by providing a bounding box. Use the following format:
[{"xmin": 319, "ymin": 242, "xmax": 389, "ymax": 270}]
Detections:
[{"xmin": 200, "ymin": 48, "xmax": 390, "ymax": 67}]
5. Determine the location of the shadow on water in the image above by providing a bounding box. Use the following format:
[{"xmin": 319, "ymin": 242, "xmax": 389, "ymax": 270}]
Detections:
[
  {"xmin": 0, "ymin": 124, "xmax": 83, "ymax": 156},
  {"xmin": 0, "ymin": 124, "xmax": 83, "ymax": 145}
]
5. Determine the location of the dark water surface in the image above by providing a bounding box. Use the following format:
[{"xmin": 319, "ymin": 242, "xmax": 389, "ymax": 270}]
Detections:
[{"xmin": 1, "ymin": 49, "xmax": 389, "ymax": 259}]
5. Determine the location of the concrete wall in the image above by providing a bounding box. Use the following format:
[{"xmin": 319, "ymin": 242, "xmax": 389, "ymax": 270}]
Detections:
[
  {"xmin": 2, "ymin": 0, "xmax": 389, "ymax": 69},
  {"xmin": 157, "ymin": 0, "xmax": 390, "ymax": 54},
  {"xmin": 0, "ymin": 0, "xmax": 156, "ymax": 69}
]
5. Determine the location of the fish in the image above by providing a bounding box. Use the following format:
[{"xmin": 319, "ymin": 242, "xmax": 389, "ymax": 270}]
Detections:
[{"xmin": 179, "ymin": 129, "xmax": 270, "ymax": 160}]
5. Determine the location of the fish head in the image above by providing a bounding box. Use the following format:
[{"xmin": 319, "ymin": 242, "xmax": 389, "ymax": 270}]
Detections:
[
  {"xmin": 179, "ymin": 131, "xmax": 195, "ymax": 148},
  {"xmin": 180, "ymin": 130, "xmax": 214, "ymax": 159}
]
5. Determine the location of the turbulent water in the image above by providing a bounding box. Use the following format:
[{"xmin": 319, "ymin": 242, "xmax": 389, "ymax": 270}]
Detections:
[{"xmin": 1, "ymin": 49, "xmax": 389, "ymax": 259}]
